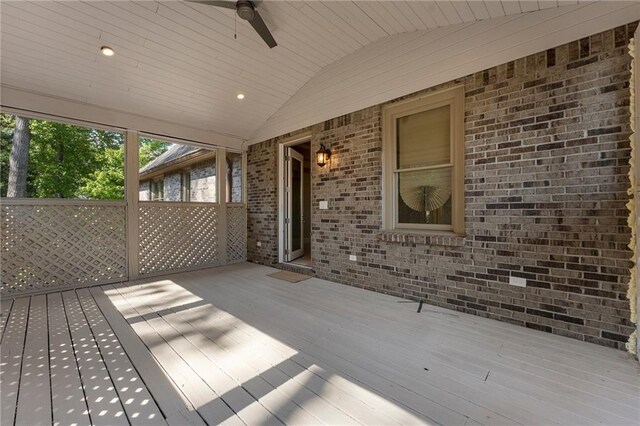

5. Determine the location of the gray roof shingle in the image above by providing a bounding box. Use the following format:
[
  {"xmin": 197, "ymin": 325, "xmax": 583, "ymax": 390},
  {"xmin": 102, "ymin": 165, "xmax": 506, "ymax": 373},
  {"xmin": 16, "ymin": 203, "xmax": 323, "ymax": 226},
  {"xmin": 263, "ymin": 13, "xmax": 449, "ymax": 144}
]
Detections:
[{"xmin": 139, "ymin": 144, "xmax": 202, "ymax": 174}]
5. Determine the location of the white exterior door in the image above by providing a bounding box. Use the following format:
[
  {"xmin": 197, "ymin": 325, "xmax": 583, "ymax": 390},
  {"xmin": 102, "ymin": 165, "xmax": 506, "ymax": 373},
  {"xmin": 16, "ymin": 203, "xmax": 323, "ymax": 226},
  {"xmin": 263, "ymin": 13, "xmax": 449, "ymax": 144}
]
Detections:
[{"xmin": 285, "ymin": 148, "xmax": 304, "ymax": 261}]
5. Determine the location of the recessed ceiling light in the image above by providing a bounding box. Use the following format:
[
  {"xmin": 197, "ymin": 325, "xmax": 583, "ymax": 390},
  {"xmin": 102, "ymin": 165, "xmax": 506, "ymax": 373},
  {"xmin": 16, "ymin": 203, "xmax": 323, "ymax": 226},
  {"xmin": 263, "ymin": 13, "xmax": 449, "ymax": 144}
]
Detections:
[
  {"xmin": 237, "ymin": 93, "xmax": 245, "ymax": 100},
  {"xmin": 100, "ymin": 46, "xmax": 115, "ymax": 57}
]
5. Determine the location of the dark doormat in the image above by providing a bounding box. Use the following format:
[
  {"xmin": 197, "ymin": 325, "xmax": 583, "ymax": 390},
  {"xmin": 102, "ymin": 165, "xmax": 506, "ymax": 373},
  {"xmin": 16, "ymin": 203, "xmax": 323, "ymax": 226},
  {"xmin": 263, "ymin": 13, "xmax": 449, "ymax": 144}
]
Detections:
[{"xmin": 267, "ymin": 271, "xmax": 311, "ymax": 283}]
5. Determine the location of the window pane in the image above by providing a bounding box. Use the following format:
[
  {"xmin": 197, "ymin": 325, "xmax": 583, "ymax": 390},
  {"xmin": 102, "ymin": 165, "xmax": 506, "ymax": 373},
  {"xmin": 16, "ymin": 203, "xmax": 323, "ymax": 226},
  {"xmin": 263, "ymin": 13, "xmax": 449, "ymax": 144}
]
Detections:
[
  {"xmin": 397, "ymin": 167, "xmax": 452, "ymax": 225},
  {"xmin": 139, "ymin": 137, "xmax": 217, "ymax": 202},
  {"xmin": 397, "ymin": 105, "xmax": 450, "ymax": 169},
  {"xmin": 1, "ymin": 113, "xmax": 124, "ymax": 199},
  {"xmin": 226, "ymin": 152, "xmax": 243, "ymax": 203}
]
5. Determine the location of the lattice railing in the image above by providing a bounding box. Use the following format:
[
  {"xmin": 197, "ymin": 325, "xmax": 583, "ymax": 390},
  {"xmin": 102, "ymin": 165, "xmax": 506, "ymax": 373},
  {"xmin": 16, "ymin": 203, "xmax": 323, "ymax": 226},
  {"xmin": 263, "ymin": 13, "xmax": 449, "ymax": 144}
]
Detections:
[
  {"xmin": 2, "ymin": 199, "xmax": 246, "ymax": 295},
  {"xmin": 1, "ymin": 201, "xmax": 127, "ymax": 296},
  {"xmin": 139, "ymin": 202, "xmax": 220, "ymax": 275},
  {"xmin": 227, "ymin": 205, "xmax": 247, "ymax": 263}
]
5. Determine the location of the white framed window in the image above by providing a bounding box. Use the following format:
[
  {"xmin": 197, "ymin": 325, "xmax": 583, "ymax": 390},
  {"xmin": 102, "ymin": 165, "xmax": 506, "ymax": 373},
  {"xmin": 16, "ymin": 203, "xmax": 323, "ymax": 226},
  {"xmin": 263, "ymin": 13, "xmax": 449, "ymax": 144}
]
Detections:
[
  {"xmin": 382, "ymin": 86, "xmax": 465, "ymax": 235},
  {"xmin": 150, "ymin": 179, "xmax": 164, "ymax": 201},
  {"xmin": 181, "ymin": 171, "xmax": 191, "ymax": 202}
]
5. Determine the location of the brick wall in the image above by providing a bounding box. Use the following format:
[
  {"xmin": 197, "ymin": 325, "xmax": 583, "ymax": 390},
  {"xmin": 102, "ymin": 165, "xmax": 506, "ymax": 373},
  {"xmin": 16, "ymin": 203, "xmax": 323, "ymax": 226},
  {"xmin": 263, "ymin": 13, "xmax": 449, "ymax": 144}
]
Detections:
[
  {"xmin": 248, "ymin": 138, "xmax": 280, "ymax": 264},
  {"xmin": 139, "ymin": 159, "xmax": 217, "ymax": 202},
  {"xmin": 228, "ymin": 153, "xmax": 243, "ymax": 203},
  {"xmin": 190, "ymin": 161, "xmax": 216, "ymax": 202},
  {"xmin": 139, "ymin": 181, "xmax": 150, "ymax": 201},
  {"xmin": 247, "ymin": 24, "xmax": 637, "ymax": 349},
  {"xmin": 164, "ymin": 173, "xmax": 182, "ymax": 201}
]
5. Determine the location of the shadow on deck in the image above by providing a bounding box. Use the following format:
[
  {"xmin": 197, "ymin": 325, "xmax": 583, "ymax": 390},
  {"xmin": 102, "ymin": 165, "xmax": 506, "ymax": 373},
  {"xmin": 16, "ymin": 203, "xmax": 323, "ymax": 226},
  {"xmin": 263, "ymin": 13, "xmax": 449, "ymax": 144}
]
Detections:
[{"xmin": 1, "ymin": 262, "xmax": 639, "ymax": 425}]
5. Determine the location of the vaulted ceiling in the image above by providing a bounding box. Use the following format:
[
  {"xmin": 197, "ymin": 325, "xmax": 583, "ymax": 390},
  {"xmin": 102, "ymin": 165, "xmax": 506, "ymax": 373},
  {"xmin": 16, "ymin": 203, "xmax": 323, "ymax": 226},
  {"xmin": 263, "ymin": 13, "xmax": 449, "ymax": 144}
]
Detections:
[{"xmin": 1, "ymin": 1, "xmax": 639, "ymax": 148}]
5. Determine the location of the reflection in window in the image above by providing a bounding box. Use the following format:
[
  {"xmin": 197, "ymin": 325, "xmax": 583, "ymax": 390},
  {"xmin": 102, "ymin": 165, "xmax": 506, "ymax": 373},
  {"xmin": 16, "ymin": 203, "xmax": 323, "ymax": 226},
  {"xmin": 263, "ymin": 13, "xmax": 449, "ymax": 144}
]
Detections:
[
  {"xmin": 138, "ymin": 138, "xmax": 217, "ymax": 202},
  {"xmin": 0, "ymin": 113, "xmax": 125, "ymax": 199}
]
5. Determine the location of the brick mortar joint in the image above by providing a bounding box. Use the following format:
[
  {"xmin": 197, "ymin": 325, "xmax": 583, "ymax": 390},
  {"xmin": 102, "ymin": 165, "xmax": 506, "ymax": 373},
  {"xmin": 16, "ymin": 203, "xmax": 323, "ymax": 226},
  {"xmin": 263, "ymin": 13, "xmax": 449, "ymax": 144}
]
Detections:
[{"xmin": 378, "ymin": 231, "xmax": 467, "ymax": 247}]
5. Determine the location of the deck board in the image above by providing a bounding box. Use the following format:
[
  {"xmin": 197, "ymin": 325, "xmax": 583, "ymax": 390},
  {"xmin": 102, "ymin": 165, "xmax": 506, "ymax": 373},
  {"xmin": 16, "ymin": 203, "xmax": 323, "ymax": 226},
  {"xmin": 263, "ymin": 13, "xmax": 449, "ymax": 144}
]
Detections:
[
  {"xmin": 76, "ymin": 288, "xmax": 165, "ymax": 425},
  {"xmin": 15, "ymin": 295, "xmax": 51, "ymax": 425},
  {"xmin": 145, "ymin": 286, "xmax": 326, "ymax": 426},
  {"xmin": 0, "ymin": 297, "xmax": 30, "ymax": 426},
  {"xmin": 280, "ymin": 269, "xmax": 634, "ymax": 374},
  {"xmin": 187, "ymin": 272, "xmax": 524, "ymax": 424},
  {"xmin": 117, "ymin": 280, "xmax": 388, "ymax": 426},
  {"xmin": 169, "ymin": 309, "xmax": 388, "ymax": 426},
  {"xmin": 105, "ymin": 284, "xmax": 242, "ymax": 425},
  {"xmin": 180, "ymin": 264, "xmax": 640, "ymax": 424},
  {"xmin": 62, "ymin": 290, "xmax": 128, "ymax": 425},
  {"xmin": 48, "ymin": 292, "xmax": 90, "ymax": 426},
  {"xmin": 165, "ymin": 301, "xmax": 435, "ymax": 425},
  {"xmin": 0, "ymin": 298, "xmax": 13, "ymax": 343},
  {"xmin": 90, "ymin": 286, "xmax": 204, "ymax": 426},
  {"xmin": 113, "ymin": 282, "xmax": 281, "ymax": 426},
  {"xmin": 114, "ymin": 282, "xmax": 292, "ymax": 425},
  {"xmin": 254, "ymin": 266, "xmax": 638, "ymax": 376},
  {"xmin": 2, "ymin": 263, "xmax": 639, "ymax": 425},
  {"xmin": 145, "ymin": 279, "xmax": 427, "ymax": 426}
]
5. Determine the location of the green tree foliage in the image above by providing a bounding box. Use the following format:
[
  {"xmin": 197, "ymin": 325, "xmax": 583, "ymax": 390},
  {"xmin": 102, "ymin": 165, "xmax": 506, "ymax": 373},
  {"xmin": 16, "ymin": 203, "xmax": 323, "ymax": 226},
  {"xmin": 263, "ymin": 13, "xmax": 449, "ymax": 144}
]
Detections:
[
  {"xmin": 1, "ymin": 113, "xmax": 126, "ymax": 199},
  {"xmin": 78, "ymin": 145, "xmax": 125, "ymax": 200},
  {"xmin": 140, "ymin": 137, "xmax": 170, "ymax": 167},
  {"xmin": 0, "ymin": 114, "xmax": 172, "ymax": 199},
  {"xmin": 29, "ymin": 120, "xmax": 99, "ymax": 198}
]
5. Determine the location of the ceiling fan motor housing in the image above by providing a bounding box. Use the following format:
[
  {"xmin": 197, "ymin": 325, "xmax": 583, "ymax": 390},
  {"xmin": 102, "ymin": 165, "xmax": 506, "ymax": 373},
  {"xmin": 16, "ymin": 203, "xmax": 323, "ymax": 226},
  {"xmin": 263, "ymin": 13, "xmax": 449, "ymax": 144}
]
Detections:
[{"xmin": 237, "ymin": 1, "xmax": 255, "ymax": 21}]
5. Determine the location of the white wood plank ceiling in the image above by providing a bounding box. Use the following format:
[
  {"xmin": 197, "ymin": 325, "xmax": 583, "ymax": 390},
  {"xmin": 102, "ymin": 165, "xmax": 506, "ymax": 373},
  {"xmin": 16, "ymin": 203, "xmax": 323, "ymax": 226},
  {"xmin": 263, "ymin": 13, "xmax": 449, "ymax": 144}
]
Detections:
[{"xmin": 1, "ymin": 1, "xmax": 638, "ymax": 147}]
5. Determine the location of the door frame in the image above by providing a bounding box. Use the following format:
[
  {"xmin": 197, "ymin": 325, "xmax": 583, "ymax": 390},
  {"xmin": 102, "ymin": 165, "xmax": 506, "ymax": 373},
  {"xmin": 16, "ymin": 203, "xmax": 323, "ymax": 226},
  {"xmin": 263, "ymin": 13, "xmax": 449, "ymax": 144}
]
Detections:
[
  {"xmin": 286, "ymin": 148, "xmax": 305, "ymax": 261},
  {"xmin": 277, "ymin": 133, "xmax": 312, "ymax": 264}
]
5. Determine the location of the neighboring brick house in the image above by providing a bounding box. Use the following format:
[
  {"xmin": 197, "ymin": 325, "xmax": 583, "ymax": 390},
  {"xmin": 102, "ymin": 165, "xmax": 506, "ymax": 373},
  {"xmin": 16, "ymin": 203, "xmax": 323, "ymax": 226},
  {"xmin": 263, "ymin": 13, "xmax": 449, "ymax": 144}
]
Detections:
[
  {"xmin": 248, "ymin": 23, "xmax": 638, "ymax": 350},
  {"xmin": 139, "ymin": 144, "xmax": 243, "ymax": 203}
]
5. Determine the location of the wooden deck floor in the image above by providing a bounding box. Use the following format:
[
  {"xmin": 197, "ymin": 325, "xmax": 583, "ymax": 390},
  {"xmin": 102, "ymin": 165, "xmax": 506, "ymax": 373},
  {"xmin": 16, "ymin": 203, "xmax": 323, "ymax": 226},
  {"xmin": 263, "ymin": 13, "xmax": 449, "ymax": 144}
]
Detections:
[{"xmin": 1, "ymin": 262, "xmax": 639, "ymax": 425}]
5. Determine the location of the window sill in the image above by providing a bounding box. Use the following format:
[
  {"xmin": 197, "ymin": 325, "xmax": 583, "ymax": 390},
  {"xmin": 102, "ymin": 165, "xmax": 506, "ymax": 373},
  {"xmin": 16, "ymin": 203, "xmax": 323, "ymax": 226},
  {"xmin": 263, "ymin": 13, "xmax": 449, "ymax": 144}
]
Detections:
[{"xmin": 378, "ymin": 230, "xmax": 467, "ymax": 247}]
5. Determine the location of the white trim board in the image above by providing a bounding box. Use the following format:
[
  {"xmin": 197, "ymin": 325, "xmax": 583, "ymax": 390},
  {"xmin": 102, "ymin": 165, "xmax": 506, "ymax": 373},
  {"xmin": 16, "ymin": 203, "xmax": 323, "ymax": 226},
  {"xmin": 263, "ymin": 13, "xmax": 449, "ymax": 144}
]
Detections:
[
  {"xmin": 0, "ymin": 86, "xmax": 245, "ymax": 150},
  {"xmin": 249, "ymin": 1, "xmax": 640, "ymax": 144}
]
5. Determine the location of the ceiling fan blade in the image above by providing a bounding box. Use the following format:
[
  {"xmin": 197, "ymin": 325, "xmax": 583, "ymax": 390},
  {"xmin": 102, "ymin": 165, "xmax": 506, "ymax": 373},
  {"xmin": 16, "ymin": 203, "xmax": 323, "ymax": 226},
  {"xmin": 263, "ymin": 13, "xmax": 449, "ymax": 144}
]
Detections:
[
  {"xmin": 248, "ymin": 9, "xmax": 277, "ymax": 48},
  {"xmin": 187, "ymin": 1, "xmax": 237, "ymax": 10}
]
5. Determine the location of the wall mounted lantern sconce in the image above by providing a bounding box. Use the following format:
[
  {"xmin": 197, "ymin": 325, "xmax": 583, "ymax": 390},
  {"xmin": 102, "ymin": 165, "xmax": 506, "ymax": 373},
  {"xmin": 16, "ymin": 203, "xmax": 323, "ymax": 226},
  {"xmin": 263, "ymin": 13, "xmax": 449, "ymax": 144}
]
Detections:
[{"xmin": 316, "ymin": 144, "xmax": 331, "ymax": 167}]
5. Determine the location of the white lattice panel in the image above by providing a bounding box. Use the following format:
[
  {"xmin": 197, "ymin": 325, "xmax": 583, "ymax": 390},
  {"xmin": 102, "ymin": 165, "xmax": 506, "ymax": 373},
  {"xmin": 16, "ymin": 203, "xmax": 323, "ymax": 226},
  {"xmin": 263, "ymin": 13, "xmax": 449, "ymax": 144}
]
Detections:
[
  {"xmin": 139, "ymin": 203, "xmax": 219, "ymax": 275},
  {"xmin": 1, "ymin": 203, "xmax": 127, "ymax": 296},
  {"xmin": 227, "ymin": 206, "xmax": 247, "ymax": 263}
]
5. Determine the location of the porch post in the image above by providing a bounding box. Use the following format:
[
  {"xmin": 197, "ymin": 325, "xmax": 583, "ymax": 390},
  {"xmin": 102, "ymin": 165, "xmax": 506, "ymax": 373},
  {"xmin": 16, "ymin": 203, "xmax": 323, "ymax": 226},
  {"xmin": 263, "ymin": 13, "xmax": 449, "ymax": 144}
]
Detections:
[
  {"xmin": 217, "ymin": 147, "xmax": 228, "ymax": 265},
  {"xmin": 126, "ymin": 130, "xmax": 140, "ymax": 280}
]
